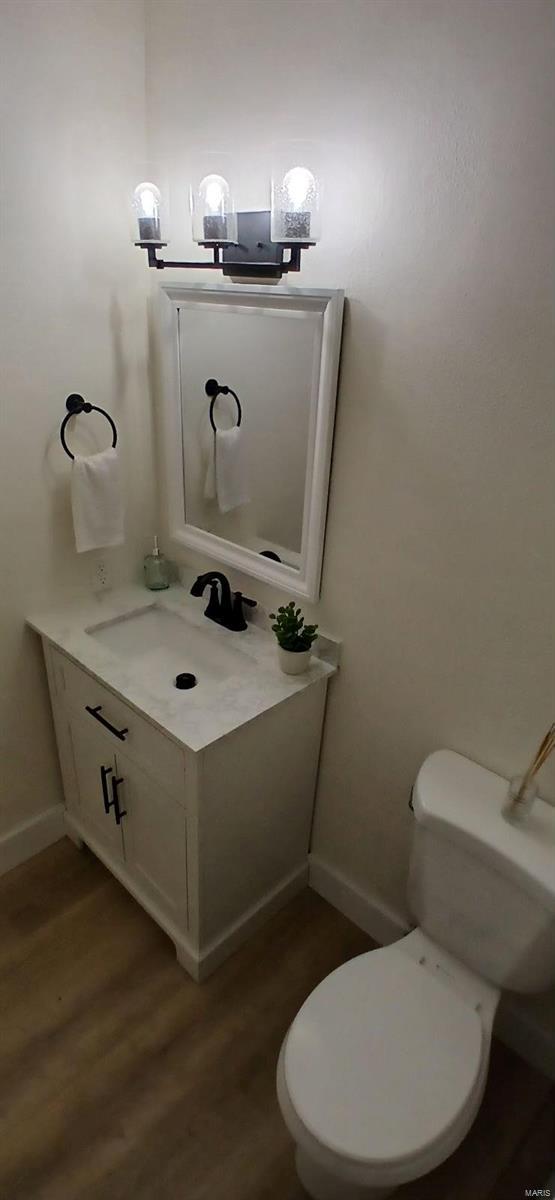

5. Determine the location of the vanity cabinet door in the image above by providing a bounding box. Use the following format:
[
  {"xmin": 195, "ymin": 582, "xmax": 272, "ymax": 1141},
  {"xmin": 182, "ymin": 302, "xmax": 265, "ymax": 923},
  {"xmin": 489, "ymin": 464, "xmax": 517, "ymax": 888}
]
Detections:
[
  {"xmin": 68, "ymin": 714, "xmax": 124, "ymax": 860},
  {"xmin": 114, "ymin": 750, "xmax": 188, "ymax": 930}
]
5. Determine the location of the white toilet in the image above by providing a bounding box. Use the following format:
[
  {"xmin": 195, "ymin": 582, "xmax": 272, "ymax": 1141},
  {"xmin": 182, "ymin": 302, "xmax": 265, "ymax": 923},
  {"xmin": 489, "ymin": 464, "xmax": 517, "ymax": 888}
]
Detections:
[{"xmin": 277, "ymin": 749, "xmax": 555, "ymax": 1200}]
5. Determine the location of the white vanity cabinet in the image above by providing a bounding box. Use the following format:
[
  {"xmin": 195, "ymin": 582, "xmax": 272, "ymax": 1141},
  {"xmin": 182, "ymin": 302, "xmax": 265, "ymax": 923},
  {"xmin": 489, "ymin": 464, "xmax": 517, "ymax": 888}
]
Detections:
[
  {"xmin": 66, "ymin": 711, "xmax": 126, "ymax": 860},
  {"xmin": 41, "ymin": 634, "xmax": 328, "ymax": 981},
  {"xmin": 66, "ymin": 711, "xmax": 188, "ymax": 929},
  {"xmin": 114, "ymin": 748, "xmax": 188, "ymax": 931},
  {"xmin": 46, "ymin": 651, "xmax": 190, "ymax": 951}
]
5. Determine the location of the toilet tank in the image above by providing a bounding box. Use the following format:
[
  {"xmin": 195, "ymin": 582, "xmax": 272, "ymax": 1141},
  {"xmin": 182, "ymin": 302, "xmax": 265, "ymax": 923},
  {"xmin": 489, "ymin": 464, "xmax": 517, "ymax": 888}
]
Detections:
[{"xmin": 408, "ymin": 750, "xmax": 555, "ymax": 993}]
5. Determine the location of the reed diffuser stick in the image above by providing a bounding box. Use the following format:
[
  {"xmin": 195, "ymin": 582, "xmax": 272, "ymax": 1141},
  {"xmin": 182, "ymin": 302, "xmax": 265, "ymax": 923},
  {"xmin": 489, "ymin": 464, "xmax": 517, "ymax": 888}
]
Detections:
[
  {"xmin": 517, "ymin": 723, "xmax": 555, "ymax": 801},
  {"xmin": 531, "ymin": 737, "xmax": 555, "ymax": 777}
]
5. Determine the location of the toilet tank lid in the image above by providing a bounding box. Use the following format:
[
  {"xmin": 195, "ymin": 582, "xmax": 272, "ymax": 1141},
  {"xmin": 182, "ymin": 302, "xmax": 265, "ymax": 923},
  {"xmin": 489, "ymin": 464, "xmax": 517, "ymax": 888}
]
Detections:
[{"xmin": 413, "ymin": 750, "xmax": 555, "ymax": 915}]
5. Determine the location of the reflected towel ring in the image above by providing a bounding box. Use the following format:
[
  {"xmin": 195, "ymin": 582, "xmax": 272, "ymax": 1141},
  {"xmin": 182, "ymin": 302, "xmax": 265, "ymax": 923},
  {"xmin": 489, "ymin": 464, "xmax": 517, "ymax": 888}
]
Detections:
[
  {"xmin": 60, "ymin": 394, "xmax": 118, "ymax": 461},
  {"xmin": 205, "ymin": 378, "xmax": 242, "ymax": 433}
]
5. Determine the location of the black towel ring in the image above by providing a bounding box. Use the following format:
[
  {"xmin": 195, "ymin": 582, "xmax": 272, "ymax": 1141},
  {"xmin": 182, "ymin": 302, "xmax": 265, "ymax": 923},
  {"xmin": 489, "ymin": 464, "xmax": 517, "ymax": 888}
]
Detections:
[
  {"xmin": 205, "ymin": 378, "xmax": 242, "ymax": 433},
  {"xmin": 60, "ymin": 394, "xmax": 118, "ymax": 461}
]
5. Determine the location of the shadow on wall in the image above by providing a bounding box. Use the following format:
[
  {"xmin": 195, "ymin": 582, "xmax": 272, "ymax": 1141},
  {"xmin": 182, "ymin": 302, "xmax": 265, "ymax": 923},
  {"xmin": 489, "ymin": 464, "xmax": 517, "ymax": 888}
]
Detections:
[
  {"xmin": 321, "ymin": 297, "xmax": 388, "ymax": 593},
  {"xmin": 109, "ymin": 293, "xmax": 127, "ymax": 414}
]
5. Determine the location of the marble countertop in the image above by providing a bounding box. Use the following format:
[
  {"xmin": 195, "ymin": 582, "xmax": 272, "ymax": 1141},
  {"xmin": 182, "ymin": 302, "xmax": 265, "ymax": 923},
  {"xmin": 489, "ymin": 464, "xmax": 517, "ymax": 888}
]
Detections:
[{"xmin": 27, "ymin": 583, "xmax": 335, "ymax": 754}]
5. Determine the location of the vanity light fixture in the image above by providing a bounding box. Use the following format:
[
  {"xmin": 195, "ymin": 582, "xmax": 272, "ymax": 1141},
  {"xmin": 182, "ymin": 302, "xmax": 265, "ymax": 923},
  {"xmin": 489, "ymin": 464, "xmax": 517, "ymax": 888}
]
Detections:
[{"xmin": 132, "ymin": 145, "xmax": 321, "ymax": 282}]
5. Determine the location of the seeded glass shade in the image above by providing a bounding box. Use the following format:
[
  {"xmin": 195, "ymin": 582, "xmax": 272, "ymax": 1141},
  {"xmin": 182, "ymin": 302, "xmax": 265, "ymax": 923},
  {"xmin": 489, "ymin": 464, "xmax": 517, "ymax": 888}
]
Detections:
[
  {"xmin": 132, "ymin": 170, "xmax": 169, "ymax": 243},
  {"xmin": 191, "ymin": 154, "xmax": 237, "ymax": 244},
  {"xmin": 271, "ymin": 143, "xmax": 321, "ymax": 243}
]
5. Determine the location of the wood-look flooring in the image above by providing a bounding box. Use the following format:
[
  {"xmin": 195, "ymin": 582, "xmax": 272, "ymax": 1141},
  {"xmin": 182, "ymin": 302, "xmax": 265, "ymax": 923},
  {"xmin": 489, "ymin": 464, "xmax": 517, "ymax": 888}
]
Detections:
[{"xmin": 0, "ymin": 839, "xmax": 553, "ymax": 1200}]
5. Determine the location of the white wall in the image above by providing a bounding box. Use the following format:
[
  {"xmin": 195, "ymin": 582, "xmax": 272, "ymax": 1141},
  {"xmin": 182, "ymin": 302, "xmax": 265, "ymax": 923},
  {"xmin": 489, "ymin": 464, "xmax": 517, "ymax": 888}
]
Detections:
[
  {"xmin": 0, "ymin": 0, "xmax": 155, "ymax": 845},
  {"xmin": 146, "ymin": 0, "xmax": 555, "ymax": 917}
]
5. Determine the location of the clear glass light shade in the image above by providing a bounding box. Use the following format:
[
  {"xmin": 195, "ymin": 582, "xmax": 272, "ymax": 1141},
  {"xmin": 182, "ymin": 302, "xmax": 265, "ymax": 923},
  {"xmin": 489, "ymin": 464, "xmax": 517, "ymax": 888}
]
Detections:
[
  {"xmin": 191, "ymin": 165, "xmax": 237, "ymax": 244},
  {"xmin": 132, "ymin": 177, "xmax": 168, "ymax": 244},
  {"xmin": 271, "ymin": 144, "xmax": 321, "ymax": 243}
]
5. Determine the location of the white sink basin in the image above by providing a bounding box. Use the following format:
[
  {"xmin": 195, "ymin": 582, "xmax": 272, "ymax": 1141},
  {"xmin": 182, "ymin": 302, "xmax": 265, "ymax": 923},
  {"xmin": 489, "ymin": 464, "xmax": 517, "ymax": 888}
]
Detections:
[{"xmin": 87, "ymin": 604, "xmax": 254, "ymax": 691}]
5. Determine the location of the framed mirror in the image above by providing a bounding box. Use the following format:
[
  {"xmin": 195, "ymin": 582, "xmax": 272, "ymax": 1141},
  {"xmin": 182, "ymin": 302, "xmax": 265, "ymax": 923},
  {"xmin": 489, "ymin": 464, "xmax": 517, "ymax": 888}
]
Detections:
[{"xmin": 157, "ymin": 283, "xmax": 344, "ymax": 600}]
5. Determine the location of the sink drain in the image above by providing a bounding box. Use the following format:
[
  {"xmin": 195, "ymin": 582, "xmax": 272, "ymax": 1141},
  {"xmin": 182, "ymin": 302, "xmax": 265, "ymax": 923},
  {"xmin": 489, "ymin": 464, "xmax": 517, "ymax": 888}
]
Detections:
[{"xmin": 175, "ymin": 672, "xmax": 197, "ymax": 690}]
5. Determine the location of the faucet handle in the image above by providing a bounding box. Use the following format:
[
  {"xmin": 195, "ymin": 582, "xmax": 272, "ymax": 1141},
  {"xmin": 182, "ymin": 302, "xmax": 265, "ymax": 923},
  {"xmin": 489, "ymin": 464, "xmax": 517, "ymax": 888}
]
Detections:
[{"xmin": 230, "ymin": 590, "xmax": 257, "ymax": 631}]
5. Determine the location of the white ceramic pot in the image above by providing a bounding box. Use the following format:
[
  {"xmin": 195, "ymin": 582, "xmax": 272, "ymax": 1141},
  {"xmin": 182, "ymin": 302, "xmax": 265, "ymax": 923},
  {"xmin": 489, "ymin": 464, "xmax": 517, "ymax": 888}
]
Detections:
[{"xmin": 278, "ymin": 646, "xmax": 312, "ymax": 675}]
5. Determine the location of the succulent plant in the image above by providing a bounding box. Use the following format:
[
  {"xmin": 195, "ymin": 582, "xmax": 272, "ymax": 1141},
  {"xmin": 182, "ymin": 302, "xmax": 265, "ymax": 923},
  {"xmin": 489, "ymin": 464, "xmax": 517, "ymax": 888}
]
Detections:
[{"xmin": 269, "ymin": 601, "xmax": 318, "ymax": 653}]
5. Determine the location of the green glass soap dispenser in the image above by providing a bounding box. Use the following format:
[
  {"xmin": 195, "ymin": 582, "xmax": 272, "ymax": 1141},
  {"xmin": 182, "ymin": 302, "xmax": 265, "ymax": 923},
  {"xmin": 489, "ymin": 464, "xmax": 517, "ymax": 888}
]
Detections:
[{"xmin": 144, "ymin": 536, "xmax": 169, "ymax": 590}]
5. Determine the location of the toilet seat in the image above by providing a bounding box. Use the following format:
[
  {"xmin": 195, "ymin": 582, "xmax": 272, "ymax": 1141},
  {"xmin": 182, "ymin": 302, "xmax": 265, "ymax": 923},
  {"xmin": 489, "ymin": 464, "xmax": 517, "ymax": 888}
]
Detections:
[{"xmin": 278, "ymin": 941, "xmax": 489, "ymax": 1189}]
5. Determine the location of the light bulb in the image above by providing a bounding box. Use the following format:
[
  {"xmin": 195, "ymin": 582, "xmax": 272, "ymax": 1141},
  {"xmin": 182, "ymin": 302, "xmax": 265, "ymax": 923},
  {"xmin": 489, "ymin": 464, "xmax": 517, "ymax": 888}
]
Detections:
[
  {"xmin": 133, "ymin": 181, "xmax": 162, "ymax": 241},
  {"xmin": 283, "ymin": 167, "xmax": 315, "ymax": 212},
  {"xmin": 199, "ymin": 174, "xmax": 231, "ymax": 241},
  {"xmin": 135, "ymin": 182, "xmax": 159, "ymax": 218},
  {"xmin": 200, "ymin": 174, "xmax": 228, "ymax": 215}
]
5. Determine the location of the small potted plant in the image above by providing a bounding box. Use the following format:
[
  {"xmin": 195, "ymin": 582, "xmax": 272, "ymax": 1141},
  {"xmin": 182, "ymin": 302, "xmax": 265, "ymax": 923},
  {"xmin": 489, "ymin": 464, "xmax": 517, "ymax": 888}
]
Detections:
[{"xmin": 269, "ymin": 601, "xmax": 318, "ymax": 675}]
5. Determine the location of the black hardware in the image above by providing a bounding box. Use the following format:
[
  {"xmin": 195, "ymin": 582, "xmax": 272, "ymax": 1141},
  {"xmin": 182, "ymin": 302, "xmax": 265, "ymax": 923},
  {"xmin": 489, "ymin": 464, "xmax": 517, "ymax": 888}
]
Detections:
[
  {"xmin": 260, "ymin": 550, "xmax": 282, "ymax": 563},
  {"xmin": 100, "ymin": 764, "xmax": 126, "ymax": 824},
  {"xmin": 110, "ymin": 775, "xmax": 127, "ymax": 824},
  {"xmin": 100, "ymin": 764, "xmax": 113, "ymax": 815},
  {"xmin": 190, "ymin": 572, "xmax": 257, "ymax": 632},
  {"xmin": 231, "ymin": 591, "xmax": 257, "ymax": 632},
  {"xmin": 221, "ymin": 211, "xmax": 284, "ymax": 279},
  {"xmin": 175, "ymin": 672, "xmax": 197, "ymax": 690},
  {"xmin": 409, "ymin": 785, "xmax": 415, "ymax": 813},
  {"xmin": 190, "ymin": 571, "xmax": 233, "ymax": 626},
  {"xmin": 60, "ymin": 394, "xmax": 118, "ymax": 461},
  {"xmin": 135, "ymin": 241, "xmax": 221, "ymax": 271},
  {"xmin": 85, "ymin": 704, "xmax": 128, "ymax": 741},
  {"xmin": 136, "ymin": 210, "xmax": 314, "ymax": 281},
  {"xmin": 205, "ymin": 379, "xmax": 242, "ymax": 432}
]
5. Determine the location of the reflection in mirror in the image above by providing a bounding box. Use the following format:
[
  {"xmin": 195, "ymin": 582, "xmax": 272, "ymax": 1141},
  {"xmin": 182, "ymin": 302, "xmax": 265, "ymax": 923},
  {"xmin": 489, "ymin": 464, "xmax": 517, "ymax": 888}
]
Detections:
[
  {"xmin": 180, "ymin": 303, "xmax": 321, "ymax": 569},
  {"xmin": 159, "ymin": 285, "xmax": 344, "ymax": 601}
]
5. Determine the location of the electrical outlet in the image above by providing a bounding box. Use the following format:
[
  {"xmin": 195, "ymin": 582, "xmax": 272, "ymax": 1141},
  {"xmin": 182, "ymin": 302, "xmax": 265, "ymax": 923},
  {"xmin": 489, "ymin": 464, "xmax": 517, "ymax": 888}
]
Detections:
[{"xmin": 90, "ymin": 557, "xmax": 112, "ymax": 592}]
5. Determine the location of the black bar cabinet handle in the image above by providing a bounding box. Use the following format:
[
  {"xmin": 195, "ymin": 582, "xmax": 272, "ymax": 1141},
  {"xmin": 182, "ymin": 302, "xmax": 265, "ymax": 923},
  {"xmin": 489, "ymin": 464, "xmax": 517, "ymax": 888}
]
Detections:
[
  {"xmin": 111, "ymin": 776, "xmax": 127, "ymax": 825},
  {"xmin": 100, "ymin": 764, "xmax": 113, "ymax": 814},
  {"xmin": 85, "ymin": 704, "xmax": 128, "ymax": 741}
]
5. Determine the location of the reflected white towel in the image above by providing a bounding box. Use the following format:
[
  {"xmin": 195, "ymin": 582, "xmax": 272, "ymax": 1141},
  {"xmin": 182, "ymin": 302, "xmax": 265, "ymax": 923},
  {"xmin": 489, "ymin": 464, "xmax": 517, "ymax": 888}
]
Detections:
[
  {"xmin": 204, "ymin": 434, "xmax": 216, "ymax": 502},
  {"xmin": 204, "ymin": 427, "xmax": 250, "ymax": 514},
  {"xmin": 71, "ymin": 447, "xmax": 124, "ymax": 553}
]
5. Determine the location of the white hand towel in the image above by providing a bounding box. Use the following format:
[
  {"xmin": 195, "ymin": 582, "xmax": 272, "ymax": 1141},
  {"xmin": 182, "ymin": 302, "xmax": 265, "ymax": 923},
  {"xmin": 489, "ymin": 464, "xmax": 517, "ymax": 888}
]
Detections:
[
  {"xmin": 71, "ymin": 447, "xmax": 124, "ymax": 553},
  {"xmin": 215, "ymin": 426, "xmax": 250, "ymax": 513},
  {"xmin": 204, "ymin": 427, "xmax": 250, "ymax": 513},
  {"xmin": 204, "ymin": 433, "xmax": 216, "ymax": 502}
]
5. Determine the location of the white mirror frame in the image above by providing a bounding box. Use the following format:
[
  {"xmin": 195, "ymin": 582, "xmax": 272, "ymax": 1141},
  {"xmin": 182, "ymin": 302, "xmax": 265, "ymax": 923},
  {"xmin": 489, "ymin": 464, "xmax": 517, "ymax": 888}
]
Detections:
[{"xmin": 156, "ymin": 282, "xmax": 344, "ymax": 601}]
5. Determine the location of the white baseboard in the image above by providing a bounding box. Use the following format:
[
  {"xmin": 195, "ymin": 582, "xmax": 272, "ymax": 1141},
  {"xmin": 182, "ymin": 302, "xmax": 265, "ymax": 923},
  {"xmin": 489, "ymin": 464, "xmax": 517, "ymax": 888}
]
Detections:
[
  {"xmin": 308, "ymin": 852, "xmax": 555, "ymax": 1081},
  {"xmin": 0, "ymin": 805, "xmax": 65, "ymax": 878},
  {"xmin": 309, "ymin": 853, "xmax": 408, "ymax": 946},
  {"xmin": 199, "ymin": 863, "xmax": 309, "ymax": 979},
  {"xmin": 67, "ymin": 807, "xmax": 309, "ymax": 983}
]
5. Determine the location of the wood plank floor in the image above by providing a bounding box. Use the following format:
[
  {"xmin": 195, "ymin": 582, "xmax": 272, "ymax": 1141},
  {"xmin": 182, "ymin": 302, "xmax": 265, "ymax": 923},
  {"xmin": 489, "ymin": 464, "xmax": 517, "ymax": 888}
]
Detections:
[{"xmin": 0, "ymin": 839, "xmax": 553, "ymax": 1200}]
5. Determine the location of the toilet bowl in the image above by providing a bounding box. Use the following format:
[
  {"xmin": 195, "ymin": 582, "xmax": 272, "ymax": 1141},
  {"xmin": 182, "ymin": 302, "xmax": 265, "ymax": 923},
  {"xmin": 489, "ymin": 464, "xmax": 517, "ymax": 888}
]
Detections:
[
  {"xmin": 277, "ymin": 929, "xmax": 498, "ymax": 1200},
  {"xmin": 277, "ymin": 749, "xmax": 555, "ymax": 1200}
]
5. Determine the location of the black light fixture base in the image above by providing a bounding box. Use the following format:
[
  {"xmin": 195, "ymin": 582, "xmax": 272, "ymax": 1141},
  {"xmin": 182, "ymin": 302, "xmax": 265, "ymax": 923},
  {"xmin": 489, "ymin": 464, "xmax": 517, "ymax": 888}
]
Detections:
[
  {"xmin": 221, "ymin": 211, "xmax": 283, "ymax": 279},
  {"xmin": 137, "ymin": 211, "xmax": 314, "ymax": 280}
]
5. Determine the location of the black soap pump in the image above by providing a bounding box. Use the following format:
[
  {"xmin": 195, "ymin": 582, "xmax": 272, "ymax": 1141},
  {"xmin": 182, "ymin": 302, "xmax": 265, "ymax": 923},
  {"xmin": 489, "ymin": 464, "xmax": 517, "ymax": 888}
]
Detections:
[{"xmin": 144, "ymin": 536, "xmax": 169, "ymax": 590}]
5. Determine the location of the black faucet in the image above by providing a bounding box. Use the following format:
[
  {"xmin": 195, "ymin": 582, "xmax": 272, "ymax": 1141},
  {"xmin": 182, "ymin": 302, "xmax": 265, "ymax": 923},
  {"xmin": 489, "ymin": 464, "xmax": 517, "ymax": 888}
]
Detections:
[{"xmin": 190, "ymin": 572, "xmax": 256, "ymax": 632}]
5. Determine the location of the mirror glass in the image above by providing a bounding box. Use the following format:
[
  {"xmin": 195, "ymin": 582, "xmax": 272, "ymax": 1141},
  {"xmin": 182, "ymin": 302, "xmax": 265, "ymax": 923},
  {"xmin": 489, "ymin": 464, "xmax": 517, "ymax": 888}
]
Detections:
[
  {"xmin": 180, "ymin": 302, "xmax": 321, "ymax": 569},
  {"xmin": 159, "ymin": 285, "xmax": 343, "ymax": 600}
]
